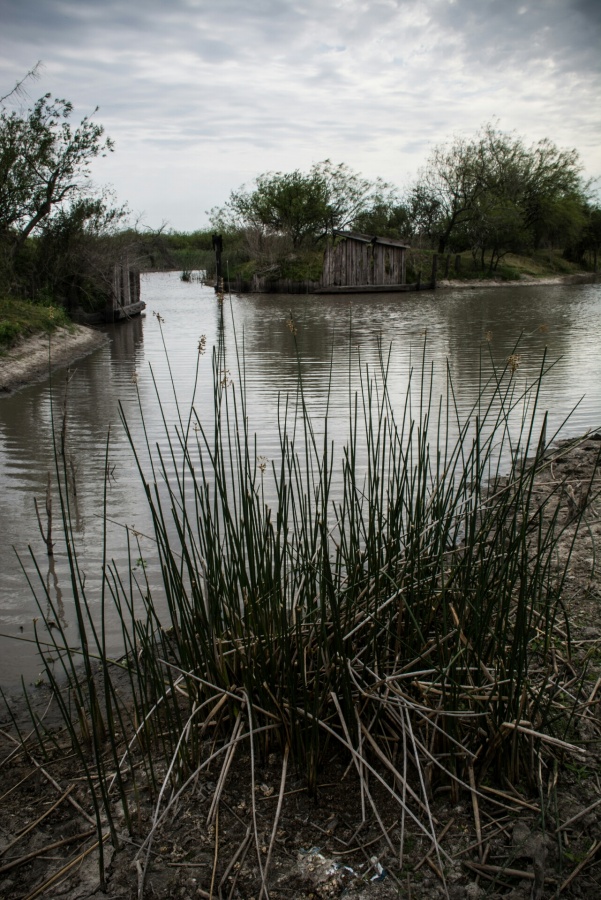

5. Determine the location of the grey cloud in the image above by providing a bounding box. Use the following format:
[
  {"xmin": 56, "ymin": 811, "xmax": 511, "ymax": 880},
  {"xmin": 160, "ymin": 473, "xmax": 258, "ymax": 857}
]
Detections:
[
  {"xmin": 573, "ymin": 0, "xmax": 601, "ymax": 27},
  {"xmin": 435, "ymin": 0, "xmax": 601, "ymax": 78},
  {"xmin": 1, "ymin": 0, "xmax": 599, "ymax": 230}
]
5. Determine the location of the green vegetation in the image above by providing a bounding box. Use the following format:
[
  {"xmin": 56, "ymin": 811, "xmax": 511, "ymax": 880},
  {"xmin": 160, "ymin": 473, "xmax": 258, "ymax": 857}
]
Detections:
[
  {"xmin": 204, "ymin": 161, "xmax": 398, "ymax": 284},
  {"xmin": 1, "ymin": 67, "xmax": 599, "ymax": 336},
  {"xmin": 17, "ymin": 325, "xmax": 597, "ymax": 891},
  {"xmin": 210, "ymin": 160, "xmax": 397, "ymax": 245},
  {"xmin": 119, "ymin": 227, "xmax": 217, "ymax": 274},
  {"xmin": 403, "ymin": 246, "xmax": 587, "ymax": 285},
  {"xmin": 0, "ymin": 295, "xmax": 70, "ymax": 349},
  {"xmin": 409, "ymin": 123, "xmax": 591, "ymax": 270},
  {"xmin": 0, "ymin": 69, "xmax": 127, "ymax": 321},
  {"xmin": 206, "ymin": 123, "xmax": 599, "ymax": 284},
  {"xmin": 140, "ymin": 230, "xmax": 591, "ymax": 287}
]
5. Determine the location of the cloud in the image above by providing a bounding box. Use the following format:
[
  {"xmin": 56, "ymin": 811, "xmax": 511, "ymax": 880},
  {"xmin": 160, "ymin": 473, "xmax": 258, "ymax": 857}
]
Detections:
[{"xmin": 1, "ymin": 0, "xmax": 599, "ymax": 229}]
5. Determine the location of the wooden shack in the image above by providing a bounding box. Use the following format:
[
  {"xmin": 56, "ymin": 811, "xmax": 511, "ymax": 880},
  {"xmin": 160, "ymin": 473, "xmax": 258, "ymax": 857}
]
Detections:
[{"xmin": 320, "ymin": 231, "xmax": 410, "ymax": 293}]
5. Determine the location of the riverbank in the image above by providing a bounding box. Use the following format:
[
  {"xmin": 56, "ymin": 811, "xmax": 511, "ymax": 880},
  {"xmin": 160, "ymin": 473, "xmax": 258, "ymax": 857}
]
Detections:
[
  {"xmin": 0, "ymin": 324, "xmax": 109, "ymax": 396},
  {"xmin": 436, "ymin": 272, "xmax": 600, "ymax": 290}
]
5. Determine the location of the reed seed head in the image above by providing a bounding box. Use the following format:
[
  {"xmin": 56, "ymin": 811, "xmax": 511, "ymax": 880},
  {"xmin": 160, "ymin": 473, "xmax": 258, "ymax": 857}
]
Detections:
[{"xmin": 507, "ymin": 353, "xmax": 521, "ymax": 373}]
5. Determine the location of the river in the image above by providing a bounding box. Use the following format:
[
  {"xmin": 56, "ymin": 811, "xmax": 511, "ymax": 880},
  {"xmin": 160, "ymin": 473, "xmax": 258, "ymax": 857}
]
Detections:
[{"xmin": 1, "ymin": 273, "xmax": 600, "ymax": 689}]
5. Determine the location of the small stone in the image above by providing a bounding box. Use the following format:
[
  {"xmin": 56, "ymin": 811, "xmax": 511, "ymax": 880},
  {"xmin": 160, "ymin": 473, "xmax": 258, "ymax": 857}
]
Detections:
[
  {"xmin": 466, "ymin": 884, "xmax": 484, "ymax": 900},
  {"xmin": 512, "ymin": 822, "xmax": 531, "ymax": 850}
]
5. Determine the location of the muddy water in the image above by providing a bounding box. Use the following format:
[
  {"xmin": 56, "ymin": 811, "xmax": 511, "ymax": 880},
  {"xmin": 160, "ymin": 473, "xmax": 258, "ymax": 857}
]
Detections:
[{"xmin": 1, "ymin": 273, "xmax": 600, "ymax": 688}]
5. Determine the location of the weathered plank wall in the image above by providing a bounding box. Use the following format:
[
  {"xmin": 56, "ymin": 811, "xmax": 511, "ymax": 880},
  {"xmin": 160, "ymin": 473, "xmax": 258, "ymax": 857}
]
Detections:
[
  {"xmin": 322, "ymin": 239, "xmax": 406, "ymax": 287},
  {"xmin": 112, "ymin": 264, "xmax": 141, "ymax": 308}
]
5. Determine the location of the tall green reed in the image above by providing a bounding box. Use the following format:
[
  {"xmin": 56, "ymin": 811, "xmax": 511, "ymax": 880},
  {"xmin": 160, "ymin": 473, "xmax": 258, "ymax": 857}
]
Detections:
[{"xmin": 16, "ymin": 311, "xmax": 598, "ymax": 879}]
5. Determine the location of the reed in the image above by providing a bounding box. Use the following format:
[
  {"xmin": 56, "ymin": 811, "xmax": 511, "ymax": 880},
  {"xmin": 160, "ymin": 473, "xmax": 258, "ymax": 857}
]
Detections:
[{"xmin": 13, "ymin": 314, "xmax": 599, "ymax": 892}]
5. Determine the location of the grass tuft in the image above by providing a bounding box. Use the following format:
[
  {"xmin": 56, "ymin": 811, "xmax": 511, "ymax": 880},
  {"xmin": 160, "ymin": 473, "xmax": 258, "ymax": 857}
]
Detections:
[
  {"xmin": 10, "ymin": 315, "xmax": 600, "ymax": 892},
  {"xmin": 0, "ymin": 296, "xmax": 71, "ymax": 349}
]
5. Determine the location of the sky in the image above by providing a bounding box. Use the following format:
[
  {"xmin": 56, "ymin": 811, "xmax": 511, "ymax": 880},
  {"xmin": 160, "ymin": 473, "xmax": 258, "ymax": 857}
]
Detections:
[{"xmin": 1, "ymin": 0, "xmax": 600, "ymax": 232}]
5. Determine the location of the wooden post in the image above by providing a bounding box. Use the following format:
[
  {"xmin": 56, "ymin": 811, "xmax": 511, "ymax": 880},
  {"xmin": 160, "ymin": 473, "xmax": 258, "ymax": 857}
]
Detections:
[
  {"xmin": 431, "ymin": 254, "xmax": 438, "ymax": 289},
  {"xmin": 212, "ymin": 234, "xmax": 223, "ymax": 291}
]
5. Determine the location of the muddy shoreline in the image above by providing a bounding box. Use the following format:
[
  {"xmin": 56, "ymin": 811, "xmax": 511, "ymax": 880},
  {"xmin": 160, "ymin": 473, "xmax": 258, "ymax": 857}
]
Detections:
[{"xmin": 0, "ymin": 325, "xmax": 110, "ymax": 396}]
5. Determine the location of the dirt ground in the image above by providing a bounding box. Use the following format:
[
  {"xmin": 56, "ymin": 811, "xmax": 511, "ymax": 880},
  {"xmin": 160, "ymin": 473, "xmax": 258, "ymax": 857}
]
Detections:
[
  {"xmin": 0, "ymin": 325, "xmax": 109, "ymax": 396},
  {"xmin": 1, "ymin": 432, "xmax": 600, "ymax": 900}
]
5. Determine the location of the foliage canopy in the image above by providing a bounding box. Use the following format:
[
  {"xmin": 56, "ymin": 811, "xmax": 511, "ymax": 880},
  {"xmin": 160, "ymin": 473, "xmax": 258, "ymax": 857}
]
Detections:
[
  {"xmin": 409, "ymin": 123, "xmax": 589, "ymax": 267},
  {"xmin": 209, "ymin": 160, "xmax": 399, "ymax": 247},
  {"xmin": 0, "ymin": 93, "xmax": 114, "ymax": 247},
  {"xmin": 0, "ymin": 80, "xmax": 128, "ymax": 309}
]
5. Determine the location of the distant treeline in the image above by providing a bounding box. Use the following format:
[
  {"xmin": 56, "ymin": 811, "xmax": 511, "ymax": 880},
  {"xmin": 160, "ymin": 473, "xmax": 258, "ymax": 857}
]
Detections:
[
  {"xmin": 205, "ymin": 125, "xmax": 600, "ymax": 283},
  {"xmin": 2, "ymin": 71, "xmax": 600, "ymax": 317}
]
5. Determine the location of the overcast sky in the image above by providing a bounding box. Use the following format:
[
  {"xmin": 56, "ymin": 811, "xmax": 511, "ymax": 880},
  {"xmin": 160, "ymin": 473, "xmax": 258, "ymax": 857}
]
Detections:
[{"xmin": 1, "ymin": 0, "xmax": 599, "ymax": 232}]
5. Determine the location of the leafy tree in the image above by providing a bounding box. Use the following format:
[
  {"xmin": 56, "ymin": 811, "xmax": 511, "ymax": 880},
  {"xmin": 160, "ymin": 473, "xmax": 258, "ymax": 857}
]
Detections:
[
  {"xmin": 467, "ymin": 197, "xmax": 528, "ymax": 272},
  {"xmin": 565, "ymin": 203, "xmax": 601, "ymax": 270},
  {"xmin": 409, "ymin": 132, "xmax": 490, "ymax": 253},
  {"xmin": 0, "ymin": 81, "xmax": 123, "ymax": 308},
  {"xmin": 214, "ymin": 169, "xmax": 327, "ymax": 247},
  {"xmin": 0, "ymin": 93, "xmax": 114, "ymax": 250},
  {"xmin": 409, "ymin": 124, "xmax": 587, "ymax": 258},
  {"xmin": 34, "ymin": 192, "xmax": 128, "ymax": 310},
  {"xmin": 209, "ymin": 160, "xmax": 398, "ymax": 247},
  {"xmin": 352, "ymin": 200, "xmax": 411, "ymax": 239},
  {"xmin": 316, "ymin": 160, "xmax": 397, "ymax": 236}
]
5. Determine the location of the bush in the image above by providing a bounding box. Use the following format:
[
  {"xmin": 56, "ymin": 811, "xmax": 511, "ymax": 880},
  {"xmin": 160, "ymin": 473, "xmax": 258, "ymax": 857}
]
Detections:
[{"xmin": 0, "ymin": 320, "xmax": 22, "ymax": 347}]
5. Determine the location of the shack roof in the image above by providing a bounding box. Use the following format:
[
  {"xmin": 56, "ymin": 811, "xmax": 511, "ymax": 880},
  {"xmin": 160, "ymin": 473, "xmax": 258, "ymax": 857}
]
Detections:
[{"xmin": 333, "ymin": 230, "xmax": 410, "ymax": 250}]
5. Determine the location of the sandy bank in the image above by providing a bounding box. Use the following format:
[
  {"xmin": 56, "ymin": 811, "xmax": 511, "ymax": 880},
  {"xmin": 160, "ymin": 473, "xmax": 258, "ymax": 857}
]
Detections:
[
  {"xmin": 0, "ymin": 324, "xmax": 110, "ymax": 396},
  {"xmin": 436, "ymin": 271, "xmax": 600, "ymax": 290}
]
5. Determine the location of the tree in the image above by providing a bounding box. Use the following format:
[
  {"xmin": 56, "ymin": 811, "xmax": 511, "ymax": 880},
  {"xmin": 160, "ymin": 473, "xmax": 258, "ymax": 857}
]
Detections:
[
  {"xmin": 351, "ymin": 200, "xmax": 411, "ymax": 239},
  {"xmin": 409, "ymin": 124, "xmax": 587, "ymax": 258},
  {"xmin": 582, "ymin": 206, "xmax": 601, "ymax": 271},
  {"xmin": 466, "ymin": 197, "xmax": 528, "ymax": 272},
  {"xmin": 0, "ymin": 79, "xmax": 123, "ymax": 307},
  {"xmin": 34, "ymin": 191, "xmax": 128, "ymax": 310},
  {"xmin": 409, "ymin": 133, "xmax": 490, "ymax": 253},
  {"xmin": 516, "ymin": 139, "xmax": 585, "ymax": 249},
  {"xmin": 209, "ymin": 161, "xmax": 398, "ymax": 247},
  {"xmin": 215, "ymin": 169, "xmax": 328, "ymax": 248},
  {"xmin": 315, "ymin": 160, "xmax": 398, "ymax": 237},
  {"xmin": 565, "ymin": 203, "xmax": 601, "ymax": 270},
  {"xmin": 0, "ymin": 93, "xmax": 114, "ymax": 250},
  {"xmin": 0, "ymin": 61, "xmax": 42, "ymax": 106}
]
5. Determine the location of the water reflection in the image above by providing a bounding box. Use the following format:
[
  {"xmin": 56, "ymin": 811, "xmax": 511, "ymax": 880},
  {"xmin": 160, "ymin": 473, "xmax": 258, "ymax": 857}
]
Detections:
[{"xmin": 1, "ymin": 274, "xmax": 600, "ymax": 688}]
